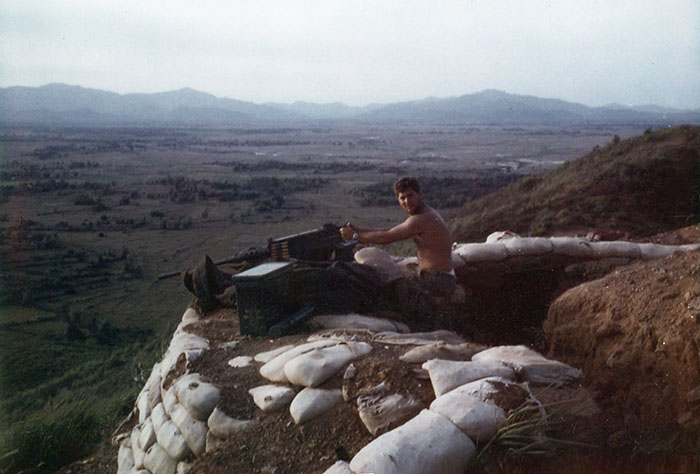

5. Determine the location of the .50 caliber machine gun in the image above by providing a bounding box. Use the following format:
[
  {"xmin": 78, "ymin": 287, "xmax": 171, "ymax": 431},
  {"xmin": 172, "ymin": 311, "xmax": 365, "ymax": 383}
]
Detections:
[
  {"xmin": 157, "ymin": 223, "xmax": 355, "ymax": 280},
  {"xmin": 158, "ymin": 224, "xmax": 358, "ymax": 337}
]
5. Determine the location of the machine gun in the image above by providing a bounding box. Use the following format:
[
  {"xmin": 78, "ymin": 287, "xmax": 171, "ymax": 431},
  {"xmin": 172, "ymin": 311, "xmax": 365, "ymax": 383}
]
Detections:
[
  {"xmin": 157, "ymin": 223, "xmax": 355, "ymax": 280},
  {"xmin": 158, "ymin": 224, "xmax": 357, "ymax": 337}
]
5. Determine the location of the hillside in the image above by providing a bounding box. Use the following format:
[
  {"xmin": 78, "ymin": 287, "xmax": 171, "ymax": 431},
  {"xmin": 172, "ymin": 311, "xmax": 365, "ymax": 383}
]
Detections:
[{"xmin": 450, "ymin": 125, "xmax": 700, "ymax": 242}]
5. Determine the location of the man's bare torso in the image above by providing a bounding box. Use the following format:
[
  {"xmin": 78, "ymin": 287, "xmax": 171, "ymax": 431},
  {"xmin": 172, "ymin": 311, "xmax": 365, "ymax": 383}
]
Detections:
[{"xmin": 407, "ymin": 206, "xmax": 453, "ymax": 272}]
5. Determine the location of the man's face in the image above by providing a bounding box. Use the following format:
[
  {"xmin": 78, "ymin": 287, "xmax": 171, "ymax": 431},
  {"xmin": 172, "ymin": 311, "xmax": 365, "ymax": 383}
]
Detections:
[{"xmin": 397, "ymin": 189, "xmax": 423, "ymax": 215}]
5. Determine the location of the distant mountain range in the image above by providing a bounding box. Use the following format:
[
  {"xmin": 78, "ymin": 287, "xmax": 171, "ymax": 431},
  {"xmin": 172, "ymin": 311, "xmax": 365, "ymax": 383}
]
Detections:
[{"xmin": 1, "ymin": 83, "xmax": 698, "ymax": 126}]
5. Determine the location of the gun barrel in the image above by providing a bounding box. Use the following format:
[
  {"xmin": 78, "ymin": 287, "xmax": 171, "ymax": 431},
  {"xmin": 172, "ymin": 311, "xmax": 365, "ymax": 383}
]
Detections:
[{"xmin": 156, "ymin": 246, "xmax": 270, "ymax": 280}]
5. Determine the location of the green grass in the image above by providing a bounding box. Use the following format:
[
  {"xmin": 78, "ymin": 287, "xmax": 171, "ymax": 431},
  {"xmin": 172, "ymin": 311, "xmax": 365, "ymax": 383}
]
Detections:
[{"xmin": 451, "ymin": 126, "xmax": 700, "ymax": 242}]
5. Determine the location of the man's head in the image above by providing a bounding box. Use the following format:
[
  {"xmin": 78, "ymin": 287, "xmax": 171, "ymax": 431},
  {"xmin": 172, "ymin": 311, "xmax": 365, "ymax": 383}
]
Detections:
[{"xmin": 394, "ymin": 176, "xmax": 424, "ymax": 215}]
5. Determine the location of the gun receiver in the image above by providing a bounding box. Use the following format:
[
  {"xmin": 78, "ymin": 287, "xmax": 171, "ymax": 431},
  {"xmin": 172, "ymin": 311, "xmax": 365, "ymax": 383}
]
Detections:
[{"xmin": 156, "ymin": 224, "xmax": 355, "ymax": 280}]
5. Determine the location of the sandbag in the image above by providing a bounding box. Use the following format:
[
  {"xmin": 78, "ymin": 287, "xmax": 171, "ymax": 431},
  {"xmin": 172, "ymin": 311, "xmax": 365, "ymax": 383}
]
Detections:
[
  {"xmin": 395, "ymin": 256, "xmax": 420, "ymax": 278},
  {"xmin": 354, "ymin": 247, "xmax": 402, "ymax": 283},
  {"xmin": 588, "ymin": 241, "xmax": 641, "ymax": 258},
  {"xmin": 454, "ymin": 242, "xmax": 508, "ymax": 262},
  {"xmin": 349, "ymin": 409, "xmax": 476, "ymax": 474},
  {"xmin": 254, "ymin": 344, "xmax": 295, "ymax": 363},
  {"xmin": 550, "ymin": 236, "xmax": 593, "ymax": 257},
  {"xmin": 373, "ymin": 330, "xmax": 465, "ymax": 346},
  {"xmin": 503, "ymin": 237, "xmax": 553, "ymax": 256},
  {"xmin": 207, "ymin": 407, "xmax": 256, "ymax": 438},
  {"xmin": 422, "ymin": 359, "xmax": 515, "ymax": 397},
  {"xmin": 173, "ymin": 374, "xmax": 220, "ymax": 421},
  {"xmin": 155, "ymin": 418, "xmax": 191, "ymax": 461},
  {"xmin": 151, "ymin": 403, "xmax": 168, "ymax": 431},
  {"xmin": 117, "ymin": 442, "xmax": 134, "ymax": 474},
  {"xmin": 248, "ymin": 385, "xmax": 296, "ymax": 412},
  {"xmin": 638, "ymin": 243, "xmax": 680, "ymax": 260},
  {"xmin": 144, "ymin": 442, "xmax": 177, "ymax": 474},
  {"xmin": 228, "ymin": 356, "xmax": 253, "ymax": 368},
  {"xmin": 131, "ymin": 426, "xmax": 145, "ymax": 469},
  {"xmin": 357, "ymin": 392, "xmax": 422, "ymax": 436},
  {"xmin": 399, "ymin": 342, "xmax": 488, "ymax": 364},
  {"xmin": 139, "ymin": 419, "xmax": 157, "ymax": 451},
  {"xmin": 486, "ymin": 231, "xmax": 519, "ymax": 242},
  {"xmin": 259, "ymin": 340, "xmax": 339, "ymax": 383},
  {"xmin": 309, "ymin": 314, "xmax": 406, "ymax": 333},
  {"xmin": 289, "ymin": 387, "xmax": 344, "ymax": 424},
  {"xmin": 283, "ymin": 342, "xmax": 373, "ymax": 387},
  {"xmin": 472, "ymin": 345, "xmax": 582, "ymax": 384},
  {"xmin": 429, "ymin": 377, "xmax": 513, "ymax": 441},
  {"xmin": 170, "ymin": 403, "xmax": 207, "ymax": 457}
]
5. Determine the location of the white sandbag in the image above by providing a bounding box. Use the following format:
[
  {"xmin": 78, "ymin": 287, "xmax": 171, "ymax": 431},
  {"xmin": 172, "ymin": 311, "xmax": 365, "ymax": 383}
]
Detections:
[
  {"xmin": 373, "ymin": 330, "xmax": 465, "ymax": 346},
  {"xmin": 422, "ymin": 359, "xmax": 515, "ymax": 397},
  {"xmin": 163, "ymin": 386, "xmax": 178, "ymax": 416},
  {"xmin": 322, "ymin": 460, "xmax": 353, "ymax": 474},
  {"xmin": 357, "ymin": 392, "xmax": 422, "ymax": 436},
  {"xmin": 395, "ymin": 256, "xmax": 420, "ymax": 278},
  {"xmin": 117, "ymin": 442, "xmax": 134, "ymax": 474},
  {"xmin": 144, "ymin": 443, "xmax": 177, "ymax": 474},
  {"xmin": 170, "ymin": 403, "xmax": 207, "ymax": 457},
  {"xmin": 638, "ymin": 243, "xmax": 680, "ymax": 260},
  {"xmin": 207, "ymin": 407, "xmax": 256, "ymax": 438},
  {"xmin": 181, "ymin": 307, "xmax": 200, "ymax": 324},
  {"xmin": 454, "ymin": 242, "xmax": 508, "ymax": 263},
  {"xmin": 155, "ymin": 419, "xmax": 191, "ymax": 461},
  {"xmin": 679, "ymin": 243, "xmax": 700, "ymax": 252},
  {"xmin": 349, "ymin": 409, "xmax": 476, "ymax": 474},
  {"xmin": 429, "ymin": 377, "xmax": 513, "ymax": 440},
  {"xmin": 451, "ymin": 251, "xmax": 465, "ymax": 269},
  {"xmin": 248, "ymin": 385, "xmax": 296, "ymax": 412},
  {"xmin": 139, "ymin": 418, "xmax": 157, "ymax": 451},
  {"xmin": 284, "ymin": 342, "xmax": 373, "ymax": 387},
  {"xmin": 228, "ymin": 356, "xmax": 253, "ymax": 368},
  {"xmin": 151, "ymin": 403, "xmax": 168, "ymax": 431},
  {"xmin": 173, "ymin": 374, "xmax": 220, "ymax": 421},
  {"xmin": 289, "ymin": 387, "xmax": 343, "ymax": 424},
  {"xmin": 354, "ymin": 246, "xmax": 402, "ymax": 282},
  {"xmin": 399, "ymin": 342, "xmax": 488, "ymax": 364},
  {"xmin": 137, "ymin": 390, "xmax": 151, "ymax": 425},
  {"xmin": 550, "ymin": 236, "xmax": 593, "ymax": 257},
  {"xmin": 176, "ymin": 461, "xmax": 193, "ymax": 474},
  {"xmin": 254, "ymin": 344, "xmax": 296, "ymax": 363},
  {"xmin": 145, "ymin": 362, "xmax": 163, "ymax": 409},
  {"xmin": 472, "ymin": 345, "xmax": 582, "ymax": 384},
  {"xmin": 486, "ymin": 231, "xmax": 519, "ymax": 242},
  {"xmin": 259, "ymin": 339, "xmax": 339, "ymax": 383},
  {"xmin": 589, "ymin": 241, "xmax": 641, "ymax": 258},
  {"xmin": 503, "ymin": 237, "xmax": 553, "ymax": 256},
  {"xmin": 160, "ymin": 333, "xmax": 210, "ymax": 380},
  {"xmin": 131, "ymin": 426, "xmax": 145, "ymax": 469},
  {"xmin": 309, "ymin": 314, "xmax": 404, "ymax": 333}
]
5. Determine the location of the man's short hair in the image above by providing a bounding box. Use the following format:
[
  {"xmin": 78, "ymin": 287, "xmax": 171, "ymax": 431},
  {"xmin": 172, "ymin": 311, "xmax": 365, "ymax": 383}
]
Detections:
[{"xmin": 394, "ymin": 177, "xmax": 421, "ymax": 195}]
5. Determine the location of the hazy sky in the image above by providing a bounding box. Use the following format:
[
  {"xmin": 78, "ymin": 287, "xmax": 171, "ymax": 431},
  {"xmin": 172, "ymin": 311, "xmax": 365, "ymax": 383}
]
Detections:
[{"xmin": 1, "ymin": 0, "xmax": 699, "ymax": 108}]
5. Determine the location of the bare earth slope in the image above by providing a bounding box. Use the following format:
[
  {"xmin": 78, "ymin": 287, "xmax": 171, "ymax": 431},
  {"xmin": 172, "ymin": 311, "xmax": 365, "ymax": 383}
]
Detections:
[
  {"xmin": 544, "ymin": 226, "xmax": 700, "ymax": 460},
  {"xmin": 451, "ymin": 125, "xmax": 700, "ymax": 242}
]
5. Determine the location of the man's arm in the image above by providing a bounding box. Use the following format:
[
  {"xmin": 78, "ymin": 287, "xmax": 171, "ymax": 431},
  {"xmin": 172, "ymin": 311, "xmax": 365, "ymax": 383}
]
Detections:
[{"xmin": 341, "ymin": 218, "xmax": 420, "ymax": 244}]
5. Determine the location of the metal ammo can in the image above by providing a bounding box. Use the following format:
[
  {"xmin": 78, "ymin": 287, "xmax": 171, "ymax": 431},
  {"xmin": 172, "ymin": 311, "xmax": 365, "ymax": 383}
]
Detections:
[{"xmin": 232, "ymin": 261, "xmax": 294, "ymax": 336}]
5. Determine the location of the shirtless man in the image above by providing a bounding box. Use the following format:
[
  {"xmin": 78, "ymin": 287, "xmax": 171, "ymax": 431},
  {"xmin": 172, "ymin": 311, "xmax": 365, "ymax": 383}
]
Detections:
[{"xmin": 340, "ymin": 177, "xmax": 456, "ymax": 299}]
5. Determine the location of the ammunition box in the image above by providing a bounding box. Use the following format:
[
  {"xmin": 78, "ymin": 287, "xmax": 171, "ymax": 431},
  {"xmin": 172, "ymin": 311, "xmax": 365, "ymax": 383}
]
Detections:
[{"xmin": 233, "ymin": 262, "xmax": 295, "ymax": 336}]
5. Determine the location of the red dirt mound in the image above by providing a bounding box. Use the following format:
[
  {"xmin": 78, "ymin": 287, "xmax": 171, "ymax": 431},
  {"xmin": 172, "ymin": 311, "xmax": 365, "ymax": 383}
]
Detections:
[{"xmin": 544, "ymin": 246, "xmax": 700, "ymax": 455}]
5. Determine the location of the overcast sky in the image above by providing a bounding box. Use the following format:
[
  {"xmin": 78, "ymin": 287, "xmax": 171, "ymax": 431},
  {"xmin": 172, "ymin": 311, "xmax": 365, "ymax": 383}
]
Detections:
[{"xmin": 1, "ymin": 0, "xmax": 699, "ymax": 108}]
